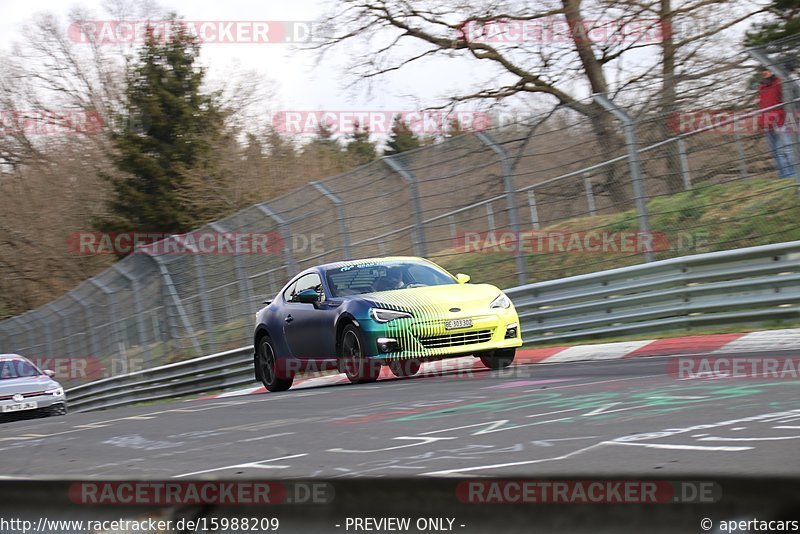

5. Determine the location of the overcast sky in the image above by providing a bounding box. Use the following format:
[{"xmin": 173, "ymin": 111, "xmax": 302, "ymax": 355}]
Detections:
[{"xmin": 0, "ymin": 0, "xmax": 492, "ymax": 126}]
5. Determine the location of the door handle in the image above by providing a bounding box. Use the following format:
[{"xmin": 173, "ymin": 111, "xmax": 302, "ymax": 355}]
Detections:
[{"xmin": 285, "ymin": 315, "xmax": 294, "ymax": 324}]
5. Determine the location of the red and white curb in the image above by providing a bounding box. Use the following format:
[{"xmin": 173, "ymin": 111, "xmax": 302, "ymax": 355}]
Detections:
[{"xmin": 196, "ymin": 329, "xmax": 800, "ymax": 400}]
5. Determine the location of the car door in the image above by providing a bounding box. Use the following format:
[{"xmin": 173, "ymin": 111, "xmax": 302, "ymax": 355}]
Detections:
[{"xmin": 282, "ymin": 272, "xmax": 336, "ymax": 360}]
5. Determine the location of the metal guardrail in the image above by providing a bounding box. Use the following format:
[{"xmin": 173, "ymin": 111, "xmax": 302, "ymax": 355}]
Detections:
[{"xmin": 66, "ymin": 241, "xmax": 800, "ymax": 412}]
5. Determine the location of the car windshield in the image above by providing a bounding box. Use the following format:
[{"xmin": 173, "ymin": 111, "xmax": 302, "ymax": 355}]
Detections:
[
  {"xmin": 0, "ymin": 359, "xmax": 41, "ymax": 380},
  {"xmin": 325, "ymin": 261, "xmax": 456, "ymax": 297}
]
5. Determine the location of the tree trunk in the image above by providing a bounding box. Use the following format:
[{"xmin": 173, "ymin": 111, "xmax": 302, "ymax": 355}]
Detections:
[{"xmin": 659, "ymin": 0, "xmax": 686, "ymax": 194}]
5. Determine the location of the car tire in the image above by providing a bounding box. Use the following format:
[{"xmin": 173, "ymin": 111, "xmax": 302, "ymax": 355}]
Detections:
[
  {"xmin": 49, "ymin": 404, "xmax": 67, "ymax": 416},
  {"xmin": 388, "ymin": 359, "xmax": 421, "ymax": 377},
  {"xmin": 340, "ymin": 324, "xmax": 381, "ymax": 384},
  {"xmin": 256, "ymin": 336, "xmax": 294, "ymax": 392},
  {"xmin": 478, "ymin": 348, "xmax": 516, "ymax": 370}
]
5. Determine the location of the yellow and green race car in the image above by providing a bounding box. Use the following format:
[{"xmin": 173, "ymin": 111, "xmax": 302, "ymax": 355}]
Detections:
[{"xmin": 253, "ymin": 256, "xmax": 522, "ymax": 391}]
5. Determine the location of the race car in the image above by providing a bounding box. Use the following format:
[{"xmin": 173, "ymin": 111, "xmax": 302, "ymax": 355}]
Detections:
[
  {"xmin": 0, "ymin": 354, "xmax": 67, "ymax": 421},
  {"xmin": 253, "ymin": 256, "xmax": 522, "ymax": 391}
]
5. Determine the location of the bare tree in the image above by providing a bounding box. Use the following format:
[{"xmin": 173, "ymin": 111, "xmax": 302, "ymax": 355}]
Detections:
[{"xmin": 313, "ymin": 0, "xmax": 766, "ymax": 197}]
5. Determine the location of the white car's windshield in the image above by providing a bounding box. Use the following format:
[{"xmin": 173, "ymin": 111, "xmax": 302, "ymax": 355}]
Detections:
[{"xmin": 0, "ymin": 359, "xmax": 41, "ymax": 380}]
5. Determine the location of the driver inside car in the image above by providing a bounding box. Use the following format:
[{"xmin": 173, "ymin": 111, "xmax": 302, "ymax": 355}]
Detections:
[{"xmin": 372, "ymin": 267, "xmax": 405, "ymax": 292}]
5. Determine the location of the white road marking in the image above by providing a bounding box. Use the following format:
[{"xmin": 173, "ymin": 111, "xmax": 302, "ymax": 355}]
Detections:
[
  {"xmin": 173, "ymin": 453, "xmax": 308, "ymax": 478},
  {"xmin": 328, "ymin": 436, "xmax": 457, "ymax": 454},
  {"xmin": 422, "ymin": 409, "xmax": 800, "ymax": 476},
  {"xmin": 422, "ymin": 443, "xmax": 609, "ymax": 476},
  {"xmin": 237, "ymin": 432, "xmax": 295, "ymax": 443},
  {"xmin": 531, "ymin": 436, "xmax": 599, "ymax": 447},
  {"xmin": 608, "ymin": 441, "xmax": 752, "ymax": 451},
  {"xmin": 697, "ymin": 435, "xmax": 800, "ymax": 442}
]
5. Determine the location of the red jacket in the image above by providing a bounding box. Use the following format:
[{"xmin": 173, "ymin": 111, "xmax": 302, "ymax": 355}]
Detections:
[{"xmin": 758, "ymin": 75, "xmax": 786, "ymax": 130}]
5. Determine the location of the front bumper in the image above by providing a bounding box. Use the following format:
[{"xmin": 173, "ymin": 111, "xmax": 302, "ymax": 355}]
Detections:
[
  {"xmin": 0, "ymin": 393, "xmax": 67, "ymax": 420},
  {"xmin": 360, "ymin": 308, "xmax": 522, "ymax": 361}
]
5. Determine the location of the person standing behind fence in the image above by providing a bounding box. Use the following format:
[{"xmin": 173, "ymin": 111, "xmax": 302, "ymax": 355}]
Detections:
[{"xmin": 758, "ymin": 67, "xmax": 796, "ymax": 179}]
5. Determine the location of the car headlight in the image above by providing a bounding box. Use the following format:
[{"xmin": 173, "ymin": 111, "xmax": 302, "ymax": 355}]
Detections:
[
  {"xmin": 370, "ymin": 308, "xmax": 412, "ymax": 323},
  {"xmin": 490, "ymin": 293, "xmax": 511, "ymax": 309},
  {"xmin": 45, "ymin": 387, "xmax": 64, "ymax": 397}
]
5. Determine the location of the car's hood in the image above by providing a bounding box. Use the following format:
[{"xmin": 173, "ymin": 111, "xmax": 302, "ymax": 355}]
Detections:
[
  {"xmin": 0, "ymin": 376, "xmax": 60, "ymax": 396},
  {"xmin": 361, "ymin": 283, "xmax": 506, "ymax": 318}
]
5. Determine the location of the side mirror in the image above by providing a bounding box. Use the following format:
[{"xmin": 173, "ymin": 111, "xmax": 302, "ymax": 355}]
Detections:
[
  {"xmin": 43, "ymin": 369, "xmax": 56, "ymax": 378},
  {"xmin": 295, "ymin": 288, "xmax": 321, "ymax": 304},
  {"xmin": 455, "ymin": 273, "xmax": 471, "ymax": 284}
]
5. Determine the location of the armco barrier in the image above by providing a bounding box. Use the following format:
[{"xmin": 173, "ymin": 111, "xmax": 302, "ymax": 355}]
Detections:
[{"xmin": 66, "ymin": 241, "xmax": 800, "ymax": 412}]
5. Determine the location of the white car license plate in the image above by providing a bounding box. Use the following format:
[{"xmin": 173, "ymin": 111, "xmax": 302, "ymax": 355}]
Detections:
[
  {"xmin": 2, "ymin": 401, "xmax": 37, "ymax": 413},
  {"xmin": 445, "ymin": 318, "xmax": 473, "ymax": 330}
]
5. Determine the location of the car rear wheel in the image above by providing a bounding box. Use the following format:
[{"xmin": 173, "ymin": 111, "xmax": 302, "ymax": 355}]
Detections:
[
  {"xmin": 478, "ymin": 348, "xmax": 516, "ymax": 370},
  {"xmin": 340, "ymin": 324, "xmax": 381, "ymax": 384},
  {"xmin": 257, "ymin": 336, "xmax": 294, "ymax": 392},
  {"xmin": 388, "ymin": 359, "xmax": 421, "ymax": 377}
]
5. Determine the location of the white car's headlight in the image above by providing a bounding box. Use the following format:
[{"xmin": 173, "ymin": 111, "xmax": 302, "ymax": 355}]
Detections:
[
  {"xmin": 45, "ymin": 387, "xmax": 64, "ymax": 397},
  {"xmin": 490, "ymin": 293, "xmax": 511, "ymax": 309},
  {"xmin": 370, "ymin": 308, "xmax": 412, "ymax": 323}
]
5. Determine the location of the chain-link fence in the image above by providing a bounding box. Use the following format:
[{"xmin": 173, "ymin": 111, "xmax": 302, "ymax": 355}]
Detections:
[{"xmin": 2, "ymin": 40, "xmax": 800, "ymax": 387}]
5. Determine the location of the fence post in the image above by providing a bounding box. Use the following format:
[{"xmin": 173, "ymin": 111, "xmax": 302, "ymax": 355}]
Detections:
[
  {"xmin": 475, "ymin": 131, "xmax": 527, "ymax": 285},
  {"xmin": 89, "ymin": 278, "xmax": 126, "ymax": 375},
  {"xmin": 32, "ymin": 312, "xmax": 55, "ymax": 360},
  {"xmin": 734, "ymin": 132, "xmax": 749, "ymax": 180},
  {"xmin": 68, "ymin": 291, "xmax": 100, "ymax": 359},
  {"xmin": 747, "ymin": 48, "xmax": 800, "ymax": 192},
  {"xmin": 583, "ymin": 173, "xmax": 597, "ymax": 216},
  {"xmin": 527, "ymin": 190, "xmax": 541, "ymax": 230},
  {"xmin": 46, "ymin": 303, "xmax": 74, "ymax": 356},
  {"xmin": 0, "ymin": 323, "xmax": 9, "ymax": 353},
  {"xmin": 485, "ymin": 204, "xmax": 496, "ymax": 233},
  {"xmin": 383, "ymin": 156, "xmax": 427, "ymax": 257},
  {"xmin": 256, "ymin": 204, "xmax": 297, "ymax": 275},
  {"xmin": 677, "ymin": 139, "xmax": 692, "ymax": 190},
  {"xmin": 113, "ymin": 264, "xmax": 151, "ymax": 363},
  {"xmin": 141, "ymin": 248, "xmax": 202, "ymax": 357},
  {"xmin": 594, "ymin": 93, "xmax": 654, "ymax": 262},
  {"xmin": 0, "ymin": 319, "xmax": 20, "ymax": 354},
  {"xmin": 21, "ymin": 319, "xmax": 35, "ymax": 355},
  {"xmin": 311, "ymin": 181, "xmax": 352, "ymax": 259},
  {"xmin": 192, "ymin": 254, "xmax": 217, "ymax": 352}
]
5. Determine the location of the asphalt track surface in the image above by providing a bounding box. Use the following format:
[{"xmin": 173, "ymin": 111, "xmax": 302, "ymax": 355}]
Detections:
[{"xmin": 2, "ymin": 351, "xmax": 800, "ymax": 479}]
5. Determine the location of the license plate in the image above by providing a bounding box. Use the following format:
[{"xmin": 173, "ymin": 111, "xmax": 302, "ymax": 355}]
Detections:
[
  {"xmin": 445, "ymin": 318, "xmax": 473, "ymax": 330},
  {"xmin": 2, "ymin": 401, "xmax": 37, "ymax": 413}
]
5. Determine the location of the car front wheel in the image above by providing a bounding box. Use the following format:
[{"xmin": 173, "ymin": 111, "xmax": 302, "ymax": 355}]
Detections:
[
  {"xmin": 257, "ymin": 336, "xmax": 294, "ymax": 392},
  {"xmin": 340, "ymin": 324, "xmax": 381, "ymax": 384},
  {"xmin": 478, "ymin": 348, "xmax": 516, "ymax": 370}
]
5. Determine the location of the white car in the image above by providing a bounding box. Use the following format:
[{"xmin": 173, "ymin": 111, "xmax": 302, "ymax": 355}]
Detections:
[{"xmin": 0, "ymin": 354, "xmax": 67, "ymax": 421}]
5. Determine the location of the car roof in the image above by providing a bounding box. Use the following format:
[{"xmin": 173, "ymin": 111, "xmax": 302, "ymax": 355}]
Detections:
[
  {"xmin": 0, "ymin": 354, "xmax": 26, "ymax": 360},
  {"xmin": 316, "ymin": 256, "xmax": 429, "ymax": 271}
]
